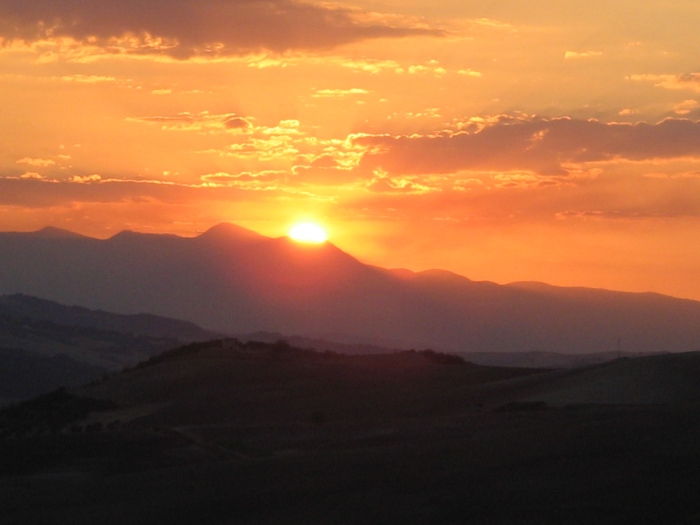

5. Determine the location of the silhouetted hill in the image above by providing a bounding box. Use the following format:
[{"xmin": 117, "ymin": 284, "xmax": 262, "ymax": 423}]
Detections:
[
  {"xmin": 196, "ymin": 221, "xmax": 266, "ymax": 241},
  {"xmin": 2, "ymin": 342, "xmax": 700, "ymax": 524},
  {"xmin": 26, "ymin": 226, "xmax": 89, "ymax": 239},
  {"xmin": 234, "ymin": 332, "xmax": 636, "ymax": 368},
  {"xmin": 1, "ymin": 224, "xmax": 700, "ymax": 354},
  {"xmin": 511, "ymin": 351, "xmax": 700, "ymax": 406}
]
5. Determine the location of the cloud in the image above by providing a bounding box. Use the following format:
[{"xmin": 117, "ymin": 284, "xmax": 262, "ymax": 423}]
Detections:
[
  {"xmin": 201, "ymin": 162, "xmax": 362, "ymax": 188},
  {"xmin": 336, "ymin": 58, "xmax": 402, "ymax": 74},
  {"xmin": 395, "ymin": 60, "xmax": 449, "ymax": 77},
  {"xmin": 335, "ymin": 166, "xmax": 700, "ymax": 226},
  {"xmin": 564, "ymin": 51, "xmax": 602, "ymax": 59},
  {"xmin": 200, "ymin": 170, "xmax": 287, "ymax": 188},
  {"xmin": 0, "ymin": 175, "xmax": 293, "ymax": 208},
  {"xmin": 70, "ymin": 174, "xmax": 102, "ymax": 183},
  {"xmin": 629, "ymin": 73, "xmax": 700, "ymax": 92},
  {"xmin": 366, "ymin": 175, "xmax": 433, "ymax": 194},
  {"xmin": 457, "ymin": 69, "xmax": 481, "ymax": 77},
  {"xmin": 60, "ymin": 74, "xmax": 116, "ymax": 83},
  {"xmin": 128, "ymin": 111, "xmax": 252, "ymax": 133},
  {"xmin": 673, "ymin": 100, "xmax": 699, "ymax": 115},
  {"xmin": 353, "ymin": 117, "xmax": 700, "ymax": 176},
  {"xmin": 129, "ymin": 113, "xmax": 197, "ymax": 124},
  {"xmin": 312, "ymin": 88, "xmax": 369, "ymax": 98},
  {"xmin": 224, "ymin": 116, "xmax": 253, "ymax": 130},
  {"xmin": 16, "ymin": 157, "xmax": 55, "ymax": 167},
  {"xmin": 493, "ymin": 172, "xmax": 553, "ymax": 189},
  {"xmin": 0, "ymin": 0, "xmax": 443, "ymax": 58}
]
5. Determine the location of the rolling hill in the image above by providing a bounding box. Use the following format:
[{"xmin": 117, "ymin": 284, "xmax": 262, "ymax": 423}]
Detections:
[{"xmin": 1, "ymin": 340, "xmax": 699, "ymax": 524}]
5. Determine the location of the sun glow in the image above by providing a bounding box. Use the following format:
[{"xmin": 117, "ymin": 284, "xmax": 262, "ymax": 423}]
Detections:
[{"xmin": 289, "ymin": 222, "xmax": 328, "ymax": 243}]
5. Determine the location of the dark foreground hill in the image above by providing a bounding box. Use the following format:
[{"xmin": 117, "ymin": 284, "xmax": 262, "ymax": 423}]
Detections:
[
  {"xmin": 1, "ymin": 340, "xmax": 700, "ymax": 525},
  {"xmin": 2, "ymin": 224, "xmax": 700, "ymax": 354}
]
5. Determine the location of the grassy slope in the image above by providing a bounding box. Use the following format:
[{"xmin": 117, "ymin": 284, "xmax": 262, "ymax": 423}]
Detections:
[{"xmin": 1, "ymin": 341, "xmax": 700, "ymax": 525}]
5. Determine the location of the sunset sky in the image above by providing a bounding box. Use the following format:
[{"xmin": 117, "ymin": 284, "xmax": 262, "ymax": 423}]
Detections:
[{"xmin": 2, "ymin": 0, "xmax": 700, "ymax": 300}]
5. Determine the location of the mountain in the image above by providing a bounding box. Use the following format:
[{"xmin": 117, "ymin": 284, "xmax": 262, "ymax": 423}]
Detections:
[
  {"xmin": 0, "ymin": 294, "xmax": 222, "ymax": 341},
  {"xmin": 1, "ymin": 223, "xmax": 700, "ymax": 354},
  {"xmin": 0, "ymin": 294, "xmax": 223, "ymax": 402}
]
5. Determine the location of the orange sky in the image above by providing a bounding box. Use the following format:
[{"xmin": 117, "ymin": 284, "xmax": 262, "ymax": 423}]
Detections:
[{"xmin": 2, "ymin": 0, "xmax": 700, "ymax": 300}]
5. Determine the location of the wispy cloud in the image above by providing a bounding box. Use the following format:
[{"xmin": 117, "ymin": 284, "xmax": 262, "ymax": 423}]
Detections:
[
  {"xmin": 16, "ymin": 157, "xmax": 55, "ymax": 167},
  {"xmin": 127, "ymin": 112, "xmax": 252, "ymax": 133},
  {"xmin": 629, "ymin": 73, "xmax": 700, "ymax": 92},
  {"xmin": 313, "ymin": 88, "xmax": 369, "ymax": 98},
  {"xmin": 60, "ymin": 74, "xmax": 116, "ymax": 83},
  {"xmin": 564, "ymin": 51, "xmax": 602, "ymax": 59}
]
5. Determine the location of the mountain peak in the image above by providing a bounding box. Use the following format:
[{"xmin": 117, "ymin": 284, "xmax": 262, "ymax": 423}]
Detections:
[
  {"xmin": 108, "ymin": 229, "xmax": 137, "ymax": 239},
  {"xmin": 107, "ymin": 230, "xmax": 156, "ymax": 242},
  {"xmin": 270, "ymin": 235, "xmax": 364, "ymax": 265},
  {"xmin": 108, "ymin": 229, "xmax": 185, "ymax": 242},
  {"xmin": 28, "ymin": 226, "xmax": 88, "ymax": 239},
  {"xmin": 197, "ymin": 222, "xmax": 265, "ymax": 241}
]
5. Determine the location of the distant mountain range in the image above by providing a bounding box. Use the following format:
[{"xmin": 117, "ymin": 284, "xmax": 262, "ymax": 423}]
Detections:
[
  {"xmin": 235, "ymin": 330, "xmax": 651, "ymax": 369},
  {"xmin": 1, "ymin": 223, "xmax": 700, "ymax": 356}
]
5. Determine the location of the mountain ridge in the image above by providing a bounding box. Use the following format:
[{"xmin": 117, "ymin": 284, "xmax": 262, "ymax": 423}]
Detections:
[
  {"xmin": 1, "ymin": 223, "xmax": 699, "ymax": 355},
  {"xmin": 0, "ymin": 293, "xmax": 222, "ymax": 340}
]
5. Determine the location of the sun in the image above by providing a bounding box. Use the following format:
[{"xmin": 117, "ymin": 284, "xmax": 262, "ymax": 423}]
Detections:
[{"xmin": 289, "ymin": 222, "xmax": 328, "ymax": 243}]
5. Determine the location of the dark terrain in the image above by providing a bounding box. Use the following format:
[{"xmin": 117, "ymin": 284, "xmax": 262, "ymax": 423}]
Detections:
[{"xmin": 1, "ymin": 339, "xmax": 699, "ymax": 524}]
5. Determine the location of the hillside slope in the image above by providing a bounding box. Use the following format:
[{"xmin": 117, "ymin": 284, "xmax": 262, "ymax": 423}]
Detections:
[{"xmin": 1, "ymin": 342, "xmax": 699, "ymax": 525}]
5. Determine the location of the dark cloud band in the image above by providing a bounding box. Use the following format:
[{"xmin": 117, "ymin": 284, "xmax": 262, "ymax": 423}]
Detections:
[
  {"xmin": 0, "ymin": 0, "xmax": 442, "ymax": 56},
  {"xmin": 355, "ymin": 117, "xmax": 700, "ymax": 175}
]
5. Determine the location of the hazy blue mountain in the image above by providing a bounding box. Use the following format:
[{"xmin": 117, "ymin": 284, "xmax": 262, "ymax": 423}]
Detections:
[
  {"xmin": 1, "ymin": 223, "xmax": 700, "ymax": 355},
  {"xmin": 230, "ymin": 331, "xmax": 647, "ymax": 368},
  {"xmin": 0, "ymin": 294, "xmax": 223, "ymax": 402},
  {"xmin": 0, "ymin": 294, "xmax": 222, "ymax": 341}
]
